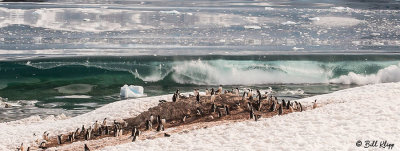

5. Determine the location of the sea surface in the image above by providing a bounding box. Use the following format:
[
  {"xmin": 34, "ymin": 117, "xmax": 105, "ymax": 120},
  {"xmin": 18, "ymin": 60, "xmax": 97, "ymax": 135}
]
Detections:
[{"xmin": 1, "ymin": 0, "xmax": 400, "ymax": 122}]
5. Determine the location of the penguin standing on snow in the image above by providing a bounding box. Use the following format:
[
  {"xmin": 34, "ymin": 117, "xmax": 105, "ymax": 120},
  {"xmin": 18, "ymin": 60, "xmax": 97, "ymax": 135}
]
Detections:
[
  {"xmin": 286, "ymin": 100, "xmax": 291, "ymax": 109},
  {"xmin": 172, "ymin": 93, "xmax": 177, "ymax": 102},
  {"xmin": 84, "ymin": 144, "xmax": 90, "ymax": 151},
  {"xmin": 217, "ymin": 109, "xmax": 222, "ymax": 118},
  {"xmin": 282, "ymin": 99, "xmax": 286, "ymax": 107},
  {"xmin": 57, "ymin": 134, "xmax": 63, "ymax": 144},
  {"xmin": 210, "ymin": 94, "xmax": 216, "ymax": 102},
  {"xmin": 313, "ymin": 100, "xmax": 317, "ymax": 109},
  {"xmin": 211, "ymin": 103, "xmax": 217, "ymax": 112},
  {"xmin": 157, "ymin": 123, "xmax": 164, "ymax": 131},
  {"xmin": 299, "ymin": 102, "xmax": 303, "ymax": 112},
  {"xmin": 131, "ymin": 126, "xmax": 137, "ymax": 137},
  {"xmin": 146, "ymin": 120, "xmax": 152, "ymax": 130},
  {"xmin": 80, "ymin": 125, "xmax": 86, "ymax": 136},
  {"xmin": 278, "ymin": 104, "xmax": 283, "ymax": 115},
  {"xmin": 249, "ymin": 108, "xmax": 254, "ymax": 119},
  {"xmin": 269, "ymin": 101, "xmax": 276, "ymax": 112}
]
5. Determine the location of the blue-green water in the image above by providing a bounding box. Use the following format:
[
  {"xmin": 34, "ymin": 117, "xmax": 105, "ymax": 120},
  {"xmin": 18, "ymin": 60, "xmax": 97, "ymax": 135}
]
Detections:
[{"xmin": 1, "ymin": 55, "xmax": 400, "ymax": 122}]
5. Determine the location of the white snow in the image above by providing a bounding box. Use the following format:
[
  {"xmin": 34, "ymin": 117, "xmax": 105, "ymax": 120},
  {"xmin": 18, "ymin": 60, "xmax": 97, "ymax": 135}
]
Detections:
[
  {"xmin": 120, "ymin": 85, "xmax": 146, "ymax": 98},
  {"xmin": 244, "ymin": 25, "xmax": 262, "ymax": 30},
  {"xmin": 281, "ymin": 21, "xmax": 297, "ymax": 25},
  {"xmin": 312, "ymin": 17, "xmax": 364, "ymax": 27},
  {"xmin": 102, "ymin": 82, "xmax": 400, "ymax": 151},
  {"xmin": 0, "ymin": 95, "xmax": 172, "ymax": 150}
]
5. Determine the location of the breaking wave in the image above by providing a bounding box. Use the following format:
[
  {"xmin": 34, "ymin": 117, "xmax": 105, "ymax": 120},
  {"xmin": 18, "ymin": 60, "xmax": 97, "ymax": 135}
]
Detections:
[{"xmin": 18, "ymin": 59, "xmax": 400, "ymax": 85}]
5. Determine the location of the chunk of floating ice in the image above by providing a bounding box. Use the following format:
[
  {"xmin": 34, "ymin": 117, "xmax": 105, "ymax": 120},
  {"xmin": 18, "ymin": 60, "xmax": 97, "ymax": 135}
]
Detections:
[
  {"xmin": 264, "ymin": 7, "xmax": 274, "ymax": 10},
  {"xmin": 160, "ymin": 10, "xmax": 180, "ymax": 14},
  {"xmin": 120, "ymin": 85, "xmax": 146, "ymax": 98},
  {"xmin": 281, "ymin": 21, "xmax": 296, "ymax": 25},
  {"xmin": 244, "ymin": 25, "xmax": 261, "ymax": 29},
  {"xmin": 308, "ymin": 17, "xmax": 320, "ymax": 21},
  {"xmin": 83, "ymin": 18, "xmax": 91, "ymax": 21},
  {"xmin": 292, "ymin": 47, "xmax": 304, "ymax": 51}
]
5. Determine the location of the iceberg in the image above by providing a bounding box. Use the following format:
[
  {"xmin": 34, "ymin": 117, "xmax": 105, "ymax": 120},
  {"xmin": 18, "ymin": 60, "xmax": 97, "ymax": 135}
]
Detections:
[{"xmin": 120, "ymin": 85, "xmax": 146, "ymax": 98}]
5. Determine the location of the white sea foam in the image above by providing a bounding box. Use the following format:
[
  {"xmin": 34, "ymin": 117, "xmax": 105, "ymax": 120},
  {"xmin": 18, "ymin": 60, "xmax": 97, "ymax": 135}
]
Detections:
[
  {"xmin": 102, "ymin": 82, "xmax": 400, "ymax": 151},
  {"xmin": 330, "ymin": 63, "xmax": 400, "ymax": 85}
]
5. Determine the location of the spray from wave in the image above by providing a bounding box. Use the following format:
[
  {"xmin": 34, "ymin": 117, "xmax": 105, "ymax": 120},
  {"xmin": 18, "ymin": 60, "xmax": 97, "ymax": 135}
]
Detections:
[
  {"xmin": 329, "ymin": 63, "xmax": 400, "ymax": 85},
  {"xmin": 23, "ymin": 59, "xmax": 400, "ymax": 85}
]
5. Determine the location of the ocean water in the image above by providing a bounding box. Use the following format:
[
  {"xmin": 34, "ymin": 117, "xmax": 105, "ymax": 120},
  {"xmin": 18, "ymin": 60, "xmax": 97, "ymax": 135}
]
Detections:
[{"xmin": 1, "ymin": 0, "xmax": 400, "ymax": 122}]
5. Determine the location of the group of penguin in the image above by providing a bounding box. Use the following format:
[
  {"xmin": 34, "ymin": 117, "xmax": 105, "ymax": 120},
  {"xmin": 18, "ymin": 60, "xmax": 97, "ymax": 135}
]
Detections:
[{"xmin": 19, "ymin": 86, "xmax": 319, "ymax": 151}]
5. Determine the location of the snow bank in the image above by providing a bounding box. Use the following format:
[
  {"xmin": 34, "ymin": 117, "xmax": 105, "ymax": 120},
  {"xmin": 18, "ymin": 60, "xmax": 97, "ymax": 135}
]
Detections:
[
  {"xmin": 0, "ymin": 95, "xmax": 171, "ymax": 150},
  {"xmin": 330, "ymin": 63, "xmax": 400, "ymax": 85},
  {"xmin": 102, "ymin": 82, "xmax": 400, "ymax": 151}
]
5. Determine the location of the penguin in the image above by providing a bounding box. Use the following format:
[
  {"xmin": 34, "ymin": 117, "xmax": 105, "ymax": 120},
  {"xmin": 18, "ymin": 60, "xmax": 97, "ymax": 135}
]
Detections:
[
  {"xmin": 164, "ymin": 133, "xmax": 171, "ymax": 137},
  {"xmin": 299, "ymin": 103, "xmax": 303, "ymax": 112},
  {"xmin": 93, "ymin": 120, "xmax": 99, "ymax": 132},
  {"xmin": 57, "ymin": 134, "xmax": 63, "ymax": 144},
  {"xmin": 211, "ymin": 88, "xmax": 215, "ymax": 95},
  {"xmin": 278, "ymin": 104, "xmax": 283, "ymax": 115},
  {"xmin": 39, "ymin": 140, "xmax": 47, "ymax": 149},
  {"xmin": 81, "ymin": 125, "xmax": 86, "ymax": 136},
  {"xmin": 210, "ymin": 94, "xmax": 216, "ymax": 102},
  {"xmin": 146, "ymin": 120, "xmax": 152, "ymax": 130},
  {"xmin": 313, "ymin": 100, "xmax": 317, "ymax": 109},
  {"xmin": 98, "ymin": 126, "xmax": 103, "ymax": 136},
  {"xmin": 84, "ymin": 144, "xmax": 90, "ymax": 151},
  {"xmin": 27, "ymin": 147, "xmax": 30, "ymax": 151},
  {"xmin": 196, "ymin": 94, "xmax": 200, "ymax": 103},
  {"xmin": 19, "ymin": 143, "xmax": 23, "ymax": 151},
  {"xmin": 113, "ymin": 125, "xmax": 118, "ymax": 137},
  {"xmin": 269, "ymin": 101, "xmax": 275, "ymax": 112},
  {"xmin": 205, "ymin": 88, "xmax": 210, "ymax": 95},
  {"xmin": 150, "ymin": 114, "xmax": 154, "ymax": 123},
  {"xmin": 225, "ymin": 105, "xmax": 230, "ymax": 115},
  {"xmin": 218, "ymin": 85, "xmax": 223, "ymax": 94},
  {"xmin": 286, "ymin": 100, "xmax": 291, "ymax": 109},
  {"xmin": 74, "ymin": 128, "xmax": 80, "ymax": 139},
  {"xmin": 68, "ymin": 133, "xmax": 74, "ymax": 142},
  {"xmin": 247, "ymin": 102, "xmax": 253, "ymax": 111},
  {"xmin": 217, "ymin": 109, "xmax": 222, "ymax": 118},
  {"xmin": 257, "ymin": 100, "xmax": 262, "ymax": 111},
  {"xmin": 88, "ymin": 126, "xmax": 92, "ymax": 139},
  {"xmin": 289, "ymin": 104, "xmax": 294, "ymax": 112},
  {"xmin": 211, "ymin": 103, "xmax": 216, "ymax": 112},
  {"xmin": 131, "ymin": 126, "xmax": 137, "ymax": 137},
  {"xmin": 157, "ymin": 123, "xmax": 164, "ymax": 132},
  {"xmin": 182, "ymin": 115, "xmax": 187, "ymax": 123},
  {"xmin": 118, "ymin": 127, "xmax": 123, "ymax": 136},
  {"xmin": 157, "ymin": 115, "xmax": 161, "ymax": 124},
  {"xmin": 135, "ymin": 129, "xmax": 141, "ymax": 137},
  {"xmin": 282, "ymin": 99, "xmax": 286, "ymax": 107},
  {"xmin": 196, "ymin": 108, "xmax": 203, "ymax": 116},
  {"xmin": 105, "ymin": 126, "xmax": 110, "ymax": 135},
  {"xmin": 42, "ymin": 131, "xmax": 49, "ymax": 141},
  {"xmin": 249, "ymin": 108, "xmax": 254, "ymax": 119},
  {"xmin": 161, "ymin": 118, "xmax": 166, "ymax": 125},
  {"xmin": 172, "ymin": 93, "xmax": 177, "ymax": 102},
  {"xmin": 255, "ymin": 114, "xmax": 261, "ymax": 121},
  {"xmin": 84, "ymin": 131, "xmax": 89, "ymax": 140},
  {"xmin": 102, "ymin": 118, "xmax": 107, "ymax": 127}
]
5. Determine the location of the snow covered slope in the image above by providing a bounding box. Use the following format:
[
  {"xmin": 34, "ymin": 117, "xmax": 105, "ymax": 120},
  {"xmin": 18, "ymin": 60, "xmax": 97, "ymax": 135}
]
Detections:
[
  {"xmin": 102, "ymin": 82, "xmax": 400, "ymax": 151},
  {"xmin": 0, "ymin": 95, "xmax": 171, "ymax": 150}
]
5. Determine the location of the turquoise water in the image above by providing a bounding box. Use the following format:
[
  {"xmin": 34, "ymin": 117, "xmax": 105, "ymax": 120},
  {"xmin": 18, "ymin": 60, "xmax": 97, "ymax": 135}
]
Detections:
[{"xmin": 1, "ymin": 55, "xmax": 400, "ymax": 122}]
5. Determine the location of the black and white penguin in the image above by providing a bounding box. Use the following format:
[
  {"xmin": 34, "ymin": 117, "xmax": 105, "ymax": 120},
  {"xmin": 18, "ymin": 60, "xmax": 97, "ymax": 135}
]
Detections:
[
  {"xmin": 196, "ymin": 108, "xmax": 203, "ymax": 116},
  {"xmin": 269, "ymin": 101, "xmax": 275, "ymax": 112},
  {"xmin": 282, "ymin": 99, "xmax": 286, "ymax": 107},
  {"xmin": 68, "ymin": 133, "xmax": 74, "ymax": 142},
  {"xmin": 57, "ymin": 134, "xmax": 63, "ymax": 145},
  {"xmin": 84, "ymin": 144, "xmax": 90, "ymax": 151},
  {"xmin": 255, "ymin": 114, "xmax": 261, "ymax": 121},
  {"xmin": 182, "ymin": 115, "xmax": 187, "ymax": 123},
  {"xmin": 225, "ymin": 105, "xmax": 230, "ymax": 115},
  {"xmin": 74, "ymin": 128, "xmax": 80, "ymax": 139},
  {"xmin": 157, "ymin": 123, "xmax": 164, "ymax": 132},
  {"xmin": 286, "ymin": 100, "xmax": 291, "ymax": 109},
  {"xmin": 217, "ymin": 109, "xmax": 222, "ymax": 118},
  {"xmin": 26, "ymin": 147, "xmax": 30, "ymax": 151},
  {"xmin": 257, "ymin": 100, "xmax": 262, "ymax": 111},
  {"xmin": 157, "ymin": 115, "xmax": 161, "ymax": 124},
  {"xmin": 81, "ymin": 125, "xmax": 86, "ymax": 136},
  {"xmin": 211, "ymin": 88, "xmax": 215, "ymax": 95},
  {"xmin": 278, "ymin": 104, "xmax": 283, "ymax": 115},
  {"xmin": 135, "ymin": 129, "xmax": 141, "ymax": 137},
  {"xmin": 146, "ymin": 120, "xmax": 152, "ymax": 130},
  {"xmin": 196, "ymin": 94, "xmax": 200, "ymax": 103},
  {"xmin": 42, "ymin": 131, "xmax": 49, "ymax": 141},
  {"xmin": 150, "ymin": 114, "xmax": 154, "ymax": 123},
  {"xmin": 39, "ymin": 140, "xmax": 47, "ymax": 149},
  {"xmin": 113, "ymin": 125, "xmax": 118, "ymax": 137},
  {"xmin": 102, "ymin": 118, "xmax": 107, "ymax": 127},
  {"xmin": 172, "ymin": 93, "xmax": 177, "ymax": 102},
  {"xmin": 313, "ymin": 100, "xmax": 317, "ymax": 109},
  {"xmin": 105, "ymin": 126, "xmax": 110, "ymax": 135},
  {"xmin": 250, "ymin": 108, "xmax": 254, "ymax": 119},
  {"xmin": 211, "ymin": 103, "xmax": 216, "ymax": 112},
  {"xmin": 131, "ymin": 126, "xmax": 137, "ymax": 137},
  {"xmin": 299, "ymin": 102, "xmax": 303, "ymax": 112}
]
